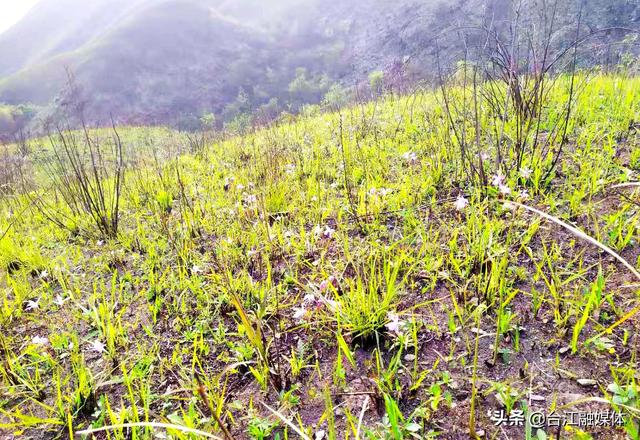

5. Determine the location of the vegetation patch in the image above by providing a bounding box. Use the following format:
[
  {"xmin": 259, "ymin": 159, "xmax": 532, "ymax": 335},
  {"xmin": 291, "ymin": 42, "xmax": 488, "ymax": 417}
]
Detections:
[{"xmin": 0, "ymin": 73, "xmax": 640, "ymax": 439}]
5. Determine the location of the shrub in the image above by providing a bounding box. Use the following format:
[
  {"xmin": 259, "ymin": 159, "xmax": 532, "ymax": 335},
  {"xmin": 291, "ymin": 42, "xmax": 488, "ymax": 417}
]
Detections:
[{"xmin": 33, "ymin": 123, "xmax": 125, "ymax": 238}]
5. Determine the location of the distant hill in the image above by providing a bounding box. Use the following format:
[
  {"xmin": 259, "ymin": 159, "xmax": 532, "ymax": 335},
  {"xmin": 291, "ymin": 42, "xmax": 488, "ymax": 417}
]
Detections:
[
  {"xmin": 0, "ymin": 0, "xmax": 637, "ymax": 133},
  {"xmin": 0, "ymin": 0, "xmax": 151, "ymax": 77},
  {"xmin": 0, "ymin": 0, "xmax": 438, "ymax": 129},
  {"xmin": 0, "ymin": 1, "xmax": 269, "ymax": 120}
]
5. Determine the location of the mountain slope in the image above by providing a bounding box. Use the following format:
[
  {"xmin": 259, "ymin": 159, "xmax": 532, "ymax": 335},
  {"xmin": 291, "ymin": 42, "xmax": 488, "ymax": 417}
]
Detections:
[
  {"xmin": 0, "ymin": 0, "xmax": 438, "ymax": 124},
  {"xmin": 1, "ymin": 74, "xmax": 639, "ymax": 438},
  {"xmin": 0, "ymin": 0, "xmax": 637, "ymax": 132},
  {"xmin": 0, "ymin": 0, "xmax": 152, "ymax": 77},
  {"xmin": 0, "ymin": 0, "xmax": 275, "ymax": 124}
]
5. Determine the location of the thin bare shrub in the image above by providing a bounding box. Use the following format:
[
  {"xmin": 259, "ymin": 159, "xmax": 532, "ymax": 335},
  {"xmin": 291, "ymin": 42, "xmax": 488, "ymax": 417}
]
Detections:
[
  {"xmin": 29, "ymin": 121, "xmax": 125, "ymax": 238},
  {"xmin": 0, "ymin": 146, "xmax": 27, "ymax": 197},
  {"xmin": 185, "ymin": 131, "xmax": 209, "ymax": 156},
  {"xmin": 0, "ymin": 127, "xmax": 32, "ymax": 197},
  {"xmin": 435, "ymin": 0, "xmax": 585, "ymax": 187}
]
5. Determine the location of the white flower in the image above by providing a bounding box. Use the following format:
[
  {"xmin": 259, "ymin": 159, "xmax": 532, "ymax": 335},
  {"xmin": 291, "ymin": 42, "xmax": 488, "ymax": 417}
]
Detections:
[
  {"xmin": 319, "ymin": 276, "xmax": 337, "ymax": 292},
  {"xmin": 518, "ymin": 189, "xmax": 529, "ymax": 200},
  {"xmin": 32, "ymin": 336, "xmax": 49, "ymax": 345},
  {"xmin": 90, "ymin": 340, "xmax": 106, "ymax": 353},
  {"xmin": 38, "ymin": 270, "xmax": 49, "ymax": 279},
  {"xmin": 402, "ymin": 152, "xmax": 418, "ymax": 163},
  {"xmin": 54, "ymin": 294, "xmax": 69, "ymax": 306},
  {"xmin": 285, "ymin": 164, "xmax": 296, "ymax": 174},
  {"xmin": 385, "ymin": 312, "xmax": 405, "ymax": 335},
  {"xmin": 491, "ymin": 172, "xmax": 505, "ymax": 187},
  {"xmin": 325, "ymin": 299, "xmax": 340, "ymax": 311},
  {"xmin": 303, "ymin": 293, "xmax": 316, "ymax": 304},
  {"xmin": 191, "ymin": 265, "xmax": 203, "ymax": 274},
  {"xmin": 454, "ymin": 195, "xmax": 469, "ymax": 211},
  {"xmin": 499, "ymin": 184, "xmax": 512, "ymax": 195},
  {"xmin": 519, "ymin": 167, "xmax": 533, "ymax": 179},
  {"xmin": 236, "ymin": 184, "xmax": 245, "ymax": 191},
  {"xmin": 319, "ymin": 296, "xmax": 340, "ymax": 312},
  {"xmin": 386, "ymin": 315, "xmax": 400, "ymax": 333},
  {"xmin": 25, "ymin": 299, "xmax": 40, "ymax": 311},
  {"xmin": 378, "ymin": 188, "xmax": 393, "ymax": 197},
  {"xmin": 243, "ymin": 194, "xmax": 258, "ymax": 206},
  {"xmin": 293, "ymin": 306, "xmax": 307, "ymax": 321},
  {"xmin": 369, "ymin": 187, "xmax": 393, "ymax": 198},
  {"xmin": 320, "ymin": 226, "xmax": 335, "ymax": 239}
]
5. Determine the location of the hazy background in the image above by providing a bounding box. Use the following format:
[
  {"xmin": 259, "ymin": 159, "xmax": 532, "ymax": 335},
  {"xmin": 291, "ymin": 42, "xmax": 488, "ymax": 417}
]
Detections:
[
  {"xmin": 0, "ymin": 1, "xmax": 39, "ymax": 34},
  {"xmin": 0, "ymin": 0, "xmax": 637, "ymax": 138}
]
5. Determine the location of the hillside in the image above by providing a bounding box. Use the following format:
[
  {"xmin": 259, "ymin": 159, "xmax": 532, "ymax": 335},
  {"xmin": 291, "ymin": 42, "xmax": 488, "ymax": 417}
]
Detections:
[
  {"xmin": 2, "ymin": 0, "xmax": 640, "ymax": 437},
  {"xmin": 0, "ymin": 0, "xmax": 638, "ymax": 134},
  {"xmin": 0, "ymin": 0, "xmax": 370, "ymax": 121},
  {"xmin": 0, "ymin": 0, "xmax": 151, "ymax": 77},
  {"xmin": 0, "ymin": 0, "xmax": 274, "ymax": 122},
  {"xmin": 1, "ymin": 73, "xmax": 640, "ymax": 438}
]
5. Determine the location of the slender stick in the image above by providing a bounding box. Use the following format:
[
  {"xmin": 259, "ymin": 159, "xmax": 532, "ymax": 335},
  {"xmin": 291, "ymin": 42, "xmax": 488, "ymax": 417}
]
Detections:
[{"xmin": 510, "ymin": 201, "xmax": 640, "ymax": 281}]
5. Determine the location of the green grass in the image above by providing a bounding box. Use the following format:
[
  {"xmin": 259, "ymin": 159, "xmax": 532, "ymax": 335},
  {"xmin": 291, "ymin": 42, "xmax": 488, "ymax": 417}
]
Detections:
[{"xmin": 0, "ymin": 73, "xmax": 639, "ymax": 439}]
